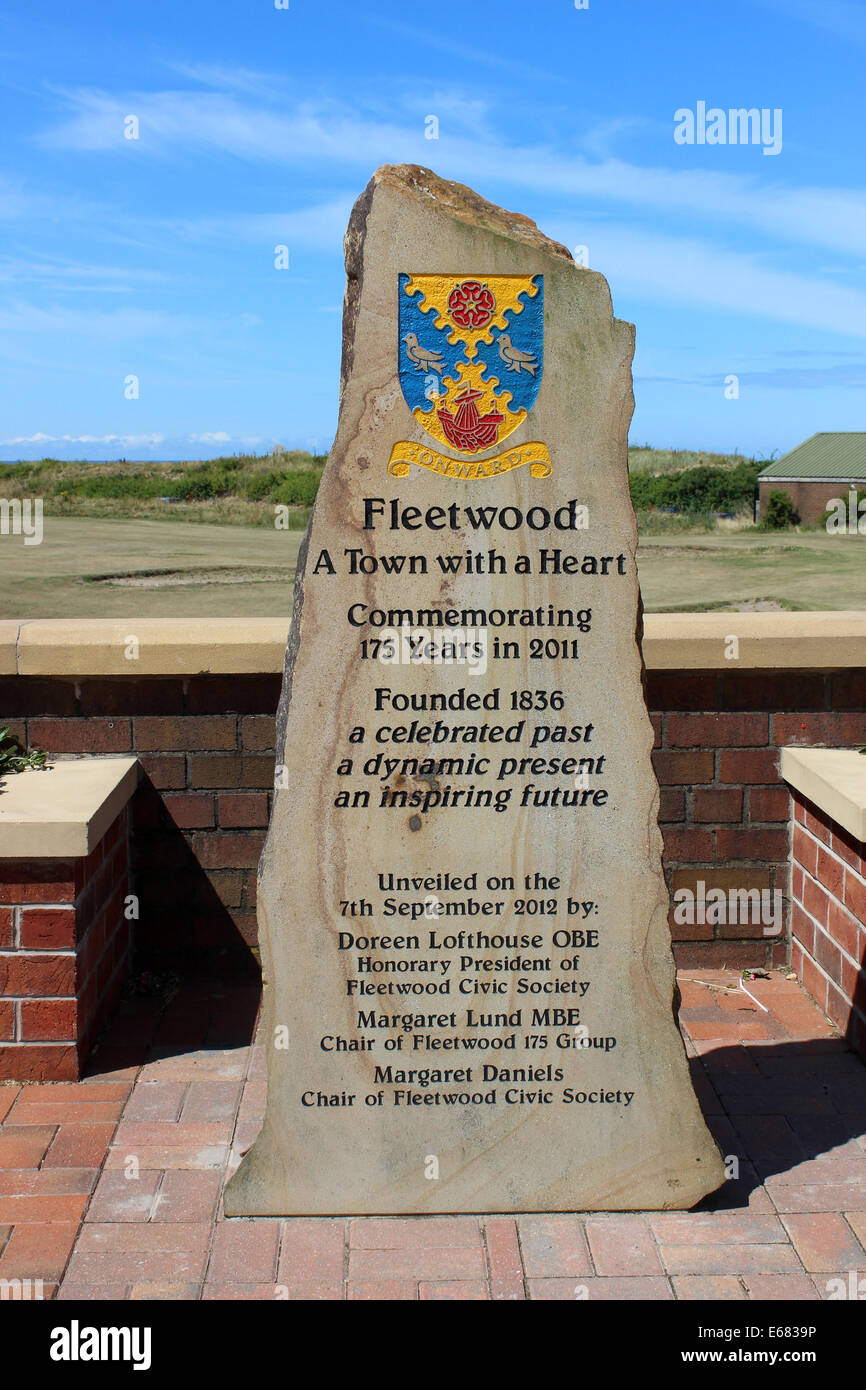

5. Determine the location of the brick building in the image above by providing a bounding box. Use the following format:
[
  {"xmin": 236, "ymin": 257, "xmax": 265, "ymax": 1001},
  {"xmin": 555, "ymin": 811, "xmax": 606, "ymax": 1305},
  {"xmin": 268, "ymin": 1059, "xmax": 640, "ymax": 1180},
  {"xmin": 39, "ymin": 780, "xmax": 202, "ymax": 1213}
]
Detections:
[{"xmin": 757, "ymin": 432, "xmax": 866, "ymax": 525}]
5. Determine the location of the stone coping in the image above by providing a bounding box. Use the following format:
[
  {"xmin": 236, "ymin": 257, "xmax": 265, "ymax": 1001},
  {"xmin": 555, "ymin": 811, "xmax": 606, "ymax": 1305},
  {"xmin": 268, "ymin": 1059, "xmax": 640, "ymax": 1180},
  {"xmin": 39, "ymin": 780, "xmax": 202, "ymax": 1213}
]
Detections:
[
  {"xmin": 4, "ymin": 618, "xmax": 288, "ymax": 677},
  {"xmin": 781, "ymin": 746, "xmax": 866, "ymax": 843},
  {"xmin": 0, "ymin": 757, "xmax": 139, "ymax": 857},
  {"xmin": 0, "ymin": 612, "xmax": 865, "ymax": 676},
  {"xmin": 642, "ymin": 611, "xmax": 866, "ymax": 670}
]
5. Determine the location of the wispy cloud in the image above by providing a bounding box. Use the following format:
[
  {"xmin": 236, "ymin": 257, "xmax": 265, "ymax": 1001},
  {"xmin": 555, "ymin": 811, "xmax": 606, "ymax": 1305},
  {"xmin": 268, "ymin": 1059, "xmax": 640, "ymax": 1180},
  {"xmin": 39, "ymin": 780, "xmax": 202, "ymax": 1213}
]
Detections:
[
  {"xmin": 166, "ymin": 198, "xmax": 353, "ymax": 248},
  {"xmin": 365, "ymin": 17, "xmax": 565, "ymax": 85},
  {"xmin": 547, "ymin": 219, "xmax": 866, "ymax": 339},
  {"xmin": 163, "ymin": 186, "xmax": 866, "ymax": 339},
  {"xmin": 42, "ymin": 86, "xmax": 413, "ymax": 166},
  {"xmin": 0, "ymin": 174, "xmax": 63, "ymax": 222},
  {"xmin": 40, "ymin": 86, "xmax": 866, "ymax": 262},
  {"xmin": 756, "ymin": 0, "xmax": 866, "ymax": 44},
  {"xmin": 0, "ymin": 255, "xmax": 167, "ymax": 293},
  {"xmin": 0, "ymin": 301, "xmax": 220, "ymax": 343},
  {"xmin": 640, "ymin": 362, "xmax": 866, "ymax": 390},
  {"xmin": 735, "ymin": 363, "xmax": 866, "ymax": 389},
  {"xmin": 774, "ymin": 348, "xmax": 863, "ymax": 358},
  {"xmin": 580, "ymin": 117, "xmax": 653, "ymax": 160},
  {"xmin": 0, "ymin": 431, "xmax": 298, "ymax": 460},
  {"xmin": 491, "ymin": 154, "xmax": 866, "ymax": 262},
  {"xmin": 1, "ymin": 432, "xmax": 165, "ymax": 446},
  {"xmin": 162, "ymin": 60, "xmax": 290, "ymax": 100}
]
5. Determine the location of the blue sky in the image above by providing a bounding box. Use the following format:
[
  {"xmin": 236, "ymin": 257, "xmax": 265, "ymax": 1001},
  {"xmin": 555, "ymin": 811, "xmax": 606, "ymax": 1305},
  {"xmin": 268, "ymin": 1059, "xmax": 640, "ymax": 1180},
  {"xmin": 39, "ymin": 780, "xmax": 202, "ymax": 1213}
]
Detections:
[{"xmin": 1, "ymin": 0, "xmax": 863, "ymax": 462}]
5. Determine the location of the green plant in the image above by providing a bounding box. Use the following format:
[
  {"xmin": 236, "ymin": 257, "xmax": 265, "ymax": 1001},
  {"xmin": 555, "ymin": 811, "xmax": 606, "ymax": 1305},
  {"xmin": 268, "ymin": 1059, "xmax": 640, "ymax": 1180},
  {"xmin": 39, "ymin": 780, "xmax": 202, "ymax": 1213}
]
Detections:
[
  {"xmin": 0, "ymin": 726, "xmax": 50, "ymax": 774},
  {"xmin": 239, "ymin": 469, "xmax": 321, "ymax": 506},
  {"xmin": 629, "ymin": 460, "xmax": 761, "ymax": 515},
  {"xmin": 761, "ymin": 490, "xmax": 800, "ymax": 530}
]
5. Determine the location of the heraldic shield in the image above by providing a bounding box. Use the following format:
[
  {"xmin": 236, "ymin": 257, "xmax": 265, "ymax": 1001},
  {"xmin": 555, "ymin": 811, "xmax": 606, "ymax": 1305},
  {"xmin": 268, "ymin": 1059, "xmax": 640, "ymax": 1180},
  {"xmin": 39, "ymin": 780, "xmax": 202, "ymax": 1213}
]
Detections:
[{"xmin": 398, "ymin": 274, "xmax": 543, "ymax": 456}]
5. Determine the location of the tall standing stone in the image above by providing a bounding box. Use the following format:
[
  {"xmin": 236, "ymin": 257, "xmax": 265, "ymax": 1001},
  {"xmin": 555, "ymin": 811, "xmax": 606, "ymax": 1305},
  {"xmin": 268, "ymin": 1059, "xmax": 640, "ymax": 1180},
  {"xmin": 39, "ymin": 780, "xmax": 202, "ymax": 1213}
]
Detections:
[{"xmin": 225, "ymin": 165, "xmax": 725, "ymax": 1215}]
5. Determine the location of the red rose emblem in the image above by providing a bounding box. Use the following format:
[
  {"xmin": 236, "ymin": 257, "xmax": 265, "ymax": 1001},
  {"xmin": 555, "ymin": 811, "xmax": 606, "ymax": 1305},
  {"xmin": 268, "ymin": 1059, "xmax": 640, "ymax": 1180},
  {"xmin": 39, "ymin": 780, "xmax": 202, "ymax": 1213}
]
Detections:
[{"xmin": 447, "ymin": 280, "xmax": 496, "ymax": 329}]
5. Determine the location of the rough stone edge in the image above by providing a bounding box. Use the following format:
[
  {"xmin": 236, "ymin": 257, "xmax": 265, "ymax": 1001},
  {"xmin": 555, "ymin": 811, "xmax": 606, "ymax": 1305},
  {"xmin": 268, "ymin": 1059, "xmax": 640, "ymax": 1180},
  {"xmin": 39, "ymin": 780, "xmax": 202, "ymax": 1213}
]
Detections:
[{"xmin": 341, "ymin": 164, "xmax": 573, "ymax": 405}]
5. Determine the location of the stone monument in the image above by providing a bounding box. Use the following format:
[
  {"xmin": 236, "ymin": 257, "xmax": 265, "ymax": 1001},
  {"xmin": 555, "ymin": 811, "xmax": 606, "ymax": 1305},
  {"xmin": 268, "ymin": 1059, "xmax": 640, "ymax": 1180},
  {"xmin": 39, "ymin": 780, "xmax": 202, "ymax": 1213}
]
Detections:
[{"xmin": 225, "ymin": 164, "xmax": 725, "ymax": 1215}]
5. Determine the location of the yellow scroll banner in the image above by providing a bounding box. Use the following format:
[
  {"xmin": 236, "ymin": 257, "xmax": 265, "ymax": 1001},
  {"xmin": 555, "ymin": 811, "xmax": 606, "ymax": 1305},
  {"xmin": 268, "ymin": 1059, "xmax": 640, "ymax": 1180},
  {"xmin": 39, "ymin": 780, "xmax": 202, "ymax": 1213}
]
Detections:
[{"xmin": 387, "ymin": 440, "xmax": 552, "ymax": 482}]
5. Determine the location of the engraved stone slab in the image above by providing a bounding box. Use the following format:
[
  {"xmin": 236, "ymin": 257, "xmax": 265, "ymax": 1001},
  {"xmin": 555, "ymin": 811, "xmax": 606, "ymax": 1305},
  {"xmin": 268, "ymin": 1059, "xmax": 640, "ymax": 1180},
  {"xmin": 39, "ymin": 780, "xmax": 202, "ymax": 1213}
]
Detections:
[{"xmin": 225, "ymin": 165, "xmax": 725, "ymax": 1215}]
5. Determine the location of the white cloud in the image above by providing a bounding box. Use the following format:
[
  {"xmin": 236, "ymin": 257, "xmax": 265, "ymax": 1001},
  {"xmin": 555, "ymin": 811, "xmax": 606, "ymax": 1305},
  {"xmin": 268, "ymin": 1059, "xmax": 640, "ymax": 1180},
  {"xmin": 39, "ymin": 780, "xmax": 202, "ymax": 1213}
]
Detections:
[
  {"xmin": 1, "ymin": 432, "xmax": 165, "ymax": 446},
  {"xmin": 41, "ymin": 87, "xmax": 866, "ymax": 262},
  {"xmin": 580, "ymin": 118, "xmax": 653, "ymax": 161},
  {"xmin": 488, "ymin": 153, "xmax": 866, "ymax": 262},
  {"xmin": 0, "ymin": 175, "xmax": 55, "ymax": 222},
  {"xmin": 0, "ymin": 255, "xmax": 167, "ymax": 293},
  {"xmin": 162, "ymin": 60, "xmax": 290, "ymax": 99},
  {"xmin": 546, "ymin": 221, "xmax": 866, "ymax": 338},
  {"xmin": 43, "ymin": 87, "xmax": 412, "ymax": 169},
  {"xmin": 640, "ymin": 363, "xmax": 866, "ymax": 390},
  {"xmin": 168, "ymin": 198, "xmax": 353, "ymax": 249},
  {"xmin": 0, "ymin": 301, "xmax": 211, "ymax": 343}
]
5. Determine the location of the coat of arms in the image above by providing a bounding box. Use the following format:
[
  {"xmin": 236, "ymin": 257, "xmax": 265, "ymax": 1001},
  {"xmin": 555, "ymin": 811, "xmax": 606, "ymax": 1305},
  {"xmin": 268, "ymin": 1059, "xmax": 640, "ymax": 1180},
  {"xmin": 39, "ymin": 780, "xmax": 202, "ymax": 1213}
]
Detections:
[{"xmin": 390, "ymin": 273, "xmax": 551, "ymax": 482}]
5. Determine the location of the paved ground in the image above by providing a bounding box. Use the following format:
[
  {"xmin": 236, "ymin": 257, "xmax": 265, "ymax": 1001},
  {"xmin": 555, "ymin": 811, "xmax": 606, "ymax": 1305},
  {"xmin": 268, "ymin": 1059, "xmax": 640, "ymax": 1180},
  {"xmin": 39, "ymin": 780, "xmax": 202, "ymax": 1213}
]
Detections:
[{"xmin": 0, "ymin": 969, "xmax": 864, "ymax": 1301}]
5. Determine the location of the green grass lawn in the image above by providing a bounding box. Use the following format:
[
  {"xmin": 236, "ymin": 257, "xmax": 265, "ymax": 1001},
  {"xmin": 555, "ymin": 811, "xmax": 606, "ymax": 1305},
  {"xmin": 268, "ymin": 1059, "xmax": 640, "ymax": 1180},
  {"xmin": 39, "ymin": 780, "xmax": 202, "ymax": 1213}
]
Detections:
[
  {"xmin": 1, "ymin": 516, "xmax": 864, "ymax": 619},
  {"xmin": 637, "ymin": 532, "xmax": 866, "ymax": 612},
  {"xmin": 0, "ymin": 517, "xmax": 302, "ymax": 618}
]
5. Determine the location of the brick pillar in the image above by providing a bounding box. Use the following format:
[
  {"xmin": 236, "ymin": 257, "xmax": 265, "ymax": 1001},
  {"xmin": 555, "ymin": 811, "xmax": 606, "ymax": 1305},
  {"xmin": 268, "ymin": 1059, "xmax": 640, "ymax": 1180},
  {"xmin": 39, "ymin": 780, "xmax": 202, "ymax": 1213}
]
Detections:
[
  {"xmin": 790, "ymin": 792, "xmax": 866, "ymax": 1061},
  {"xmin": 0, "ymin": 806, "xmax": 131, "ymax": 1081}
]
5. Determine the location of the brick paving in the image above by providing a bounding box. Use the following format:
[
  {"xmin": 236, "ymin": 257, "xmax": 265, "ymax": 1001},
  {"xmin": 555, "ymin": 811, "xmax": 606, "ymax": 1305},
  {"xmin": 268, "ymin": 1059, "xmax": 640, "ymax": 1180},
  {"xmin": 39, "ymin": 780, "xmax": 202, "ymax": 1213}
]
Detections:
[{"xmin": 0, "ymin": 969, "xmax": 864, "ymax": 1301}]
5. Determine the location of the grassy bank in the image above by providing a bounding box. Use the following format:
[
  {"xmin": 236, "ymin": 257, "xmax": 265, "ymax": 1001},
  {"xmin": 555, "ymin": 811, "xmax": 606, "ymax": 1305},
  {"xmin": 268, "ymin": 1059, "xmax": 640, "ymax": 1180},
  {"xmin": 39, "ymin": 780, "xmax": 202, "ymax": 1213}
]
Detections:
[
  {"xmin": 0, "ymin": 450, "xmax": 326, "ymax": 530},
  {"xmin": 7, "ymin": 444, "xmax": 856, "ymax": 620},
  {"xmin": 0, "ymin": 446, "xmax": 771, "ymax": 532}
]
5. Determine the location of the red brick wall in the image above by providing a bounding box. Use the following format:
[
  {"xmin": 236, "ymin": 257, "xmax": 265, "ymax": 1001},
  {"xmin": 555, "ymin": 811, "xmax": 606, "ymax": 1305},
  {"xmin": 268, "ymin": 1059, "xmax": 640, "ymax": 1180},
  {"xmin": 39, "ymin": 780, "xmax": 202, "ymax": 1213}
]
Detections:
[
  {"xmin": 1, "ymin": 668, "xmax": 863, "ymax": 977},
  {"xmin": 0, "ymin": 674, "xmax": 280, "ymax": 975},
  {"xmin": 789, "ymin": 792, "xmax": 866, "ymax": 1061},
  {"xmin": 0, "ymin": 807, "xmax": 131, "ymax": 1080},
  {"xmin": 647, "ymin": 669, "xmax": 865, "ymax": 969},
  {"xmin": 758, "ymin": 479, "xmax": 859, "ymax": 526}
]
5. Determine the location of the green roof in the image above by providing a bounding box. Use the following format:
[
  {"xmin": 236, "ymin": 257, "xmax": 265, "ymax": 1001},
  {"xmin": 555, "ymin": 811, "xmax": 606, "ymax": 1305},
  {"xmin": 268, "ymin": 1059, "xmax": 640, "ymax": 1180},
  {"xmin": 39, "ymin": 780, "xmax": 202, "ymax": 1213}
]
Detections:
[{"xmin": 759, "ymin": 432, "xmax": 866, "ymax": 481}]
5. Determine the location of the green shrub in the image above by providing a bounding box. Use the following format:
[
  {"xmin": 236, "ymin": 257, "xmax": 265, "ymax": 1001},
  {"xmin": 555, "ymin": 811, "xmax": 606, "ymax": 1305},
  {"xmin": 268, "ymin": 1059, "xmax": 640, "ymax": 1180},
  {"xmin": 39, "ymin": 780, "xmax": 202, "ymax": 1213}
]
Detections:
[
  {"xmin": 238, "ymin": 470, "xmax": 321, "ymax": 506},
  {"xmin": 0, "ymin": 726, "xmax": 49, "ymax": 775},
  {"xmin": 54, "ymin": 474, "xmax": 171, "ymax": 500},
  {"xmin": 178, "ymin": 476, "xmax": 218, "ymax": 501},
  {"xmin": 272, "ymin": 472, "xmax": 320, "ymax": 507},
  {"xmin": 175, "ymin": 464, "xmax": 240, "ymax": 501},
  {"xmin": 240, "ymin": 471, "xmax": 282, "ymax": 501},
  {"xmin": 761, "ymin": 490, "xmax": 800, "ymax": 529},
  {"xmin": 52, "ymin": 466, "xmax": 251, "ymax": 503},
  {"xmin": 629, "ymin": 461, "xmax": 761, "ymax": 515}
]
